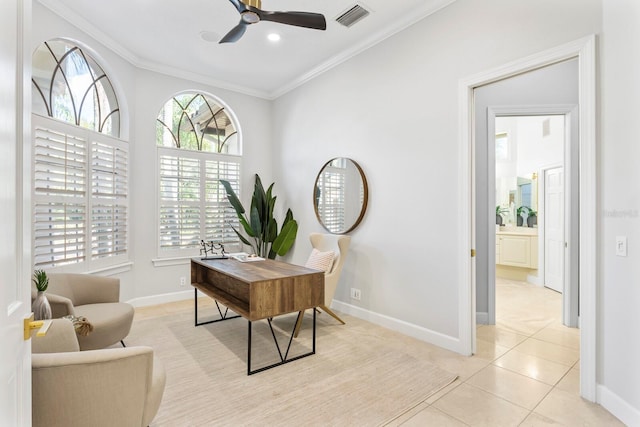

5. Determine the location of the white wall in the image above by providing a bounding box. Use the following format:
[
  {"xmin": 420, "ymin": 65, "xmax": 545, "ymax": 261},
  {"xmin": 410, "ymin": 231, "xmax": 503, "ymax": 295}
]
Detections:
[
  {"xmin": 32, "ymin": 3, "xmax": 274, "ymax": 302},
  {"xmin": 599, "ymin": 0, "xmax": 640, "ymax": 423},
  {"xmin": 273, "ymin": 0, "xmax": 600, "ymax": 343},
  {"xmin": 31, "ymin": 0, "xmax": 640, "ymax": 423}
]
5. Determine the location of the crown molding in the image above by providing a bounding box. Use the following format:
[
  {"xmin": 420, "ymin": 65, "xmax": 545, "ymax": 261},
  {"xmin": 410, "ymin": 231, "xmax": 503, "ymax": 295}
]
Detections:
[
  {"xmin": 37, "ymin": 0, "xmax": 272, "ymax": 99},
  {"xmin": 38, "ymin": 0, "xmax": 456, "ymax": 101},
  {"xmin": 269, "ymin": 0, "xmax": 457, "ymax": 99}
]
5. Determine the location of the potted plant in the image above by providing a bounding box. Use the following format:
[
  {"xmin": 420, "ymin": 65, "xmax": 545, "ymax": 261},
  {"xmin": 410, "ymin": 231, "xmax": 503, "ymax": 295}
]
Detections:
[
  {"xmin": 496, "ymin": 205, "xmax": 509, "ymax": 226},
  {"xmin": 32, "ymin": 269, "xmax": 52, "ymax": 320},
  {"xmin": 516, "ymin": 206, "xmax": 530, "ymax": 227},
  {"xmin": 527, "ymin": 209, "xmax": 537, "ymax": 227},
  {"xmin": 220, "ymin": 174, "xmax": 298, "ymax": 259}
]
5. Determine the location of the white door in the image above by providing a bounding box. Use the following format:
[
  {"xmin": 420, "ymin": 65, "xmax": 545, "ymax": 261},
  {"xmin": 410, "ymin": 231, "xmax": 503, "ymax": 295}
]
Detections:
[
  {"xmin": 544, "ymin": 167, "xmax": 564, "ymax": 293},
  {"xmin": 0, "ymin": 0, "xmax": 32, "ymax": 424}
]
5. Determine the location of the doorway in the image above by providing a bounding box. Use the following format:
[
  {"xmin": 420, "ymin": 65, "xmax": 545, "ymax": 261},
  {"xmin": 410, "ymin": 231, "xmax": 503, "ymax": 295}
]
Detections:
[
  {"xmin": 492, "ymin": 113, "xmax": 572, "ymax": 327},
  {"xmin": 458, "ymin": 36, "xmax": 597, "ymax": 401}
]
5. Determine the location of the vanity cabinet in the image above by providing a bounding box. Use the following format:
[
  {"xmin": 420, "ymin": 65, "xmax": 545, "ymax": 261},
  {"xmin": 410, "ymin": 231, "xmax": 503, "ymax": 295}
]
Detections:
[{"xmin": 496, "ymin": 232, "xmax": 538, "ymax": 268}]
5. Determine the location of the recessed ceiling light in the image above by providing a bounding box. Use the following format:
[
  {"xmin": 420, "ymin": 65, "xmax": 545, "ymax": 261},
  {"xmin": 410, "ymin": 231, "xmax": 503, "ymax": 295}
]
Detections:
[{"xmin": 267, "ymin": 33, "xmax": 281, "ymax": 42}]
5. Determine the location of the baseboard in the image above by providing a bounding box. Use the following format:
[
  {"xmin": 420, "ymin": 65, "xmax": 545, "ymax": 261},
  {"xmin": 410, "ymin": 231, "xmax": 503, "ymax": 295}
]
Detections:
[
  {"xmin": 476, "ymin": 312, "xmax": 489, "ymax": 324},
  {"xmin": 526, "ymin": 273, "xmax": 543, "ymax": 286},
  {"xmin": 597, "ymin": 384, "xmax": 640, "ymax": 427},
  {"xmin": 331, "ymin": 300, "xmax": 462, "ymax": 354},
  {"xmin": 127, "ymin": 293, "xmax": 464, "ymax": 353},
  {"xmin": 127, "ymin": 290, "xmax": 194, "ymax": 307}
]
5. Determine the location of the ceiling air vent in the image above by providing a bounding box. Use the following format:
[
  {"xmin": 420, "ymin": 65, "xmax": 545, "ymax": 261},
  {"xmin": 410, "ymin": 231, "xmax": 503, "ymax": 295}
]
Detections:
[{"xmin": 335, "ymin": 4, "xmax": 370, "ymax": 28}]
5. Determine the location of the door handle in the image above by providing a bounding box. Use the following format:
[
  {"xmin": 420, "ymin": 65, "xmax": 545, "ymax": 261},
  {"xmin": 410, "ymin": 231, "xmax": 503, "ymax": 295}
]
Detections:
[{"xmin": 23, "ymin": 312, "xmax": 52, "ymax": 340}]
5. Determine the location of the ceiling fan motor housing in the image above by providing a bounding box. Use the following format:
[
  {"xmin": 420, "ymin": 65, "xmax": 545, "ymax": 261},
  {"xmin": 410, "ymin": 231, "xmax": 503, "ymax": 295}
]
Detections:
[{"xmin": 242, "ymin": 0, "xmax": 261, "ymax": 8}]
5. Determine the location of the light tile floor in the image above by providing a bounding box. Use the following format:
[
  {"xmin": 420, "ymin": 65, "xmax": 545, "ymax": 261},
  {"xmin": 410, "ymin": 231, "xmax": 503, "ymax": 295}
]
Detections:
[
  {"xmin": 134, "ymin": 279, "xmax": 624, "ymax": 426},
  {"xmin": 388, "ymin": 278, "xmax": 624, "ymax": 427}
]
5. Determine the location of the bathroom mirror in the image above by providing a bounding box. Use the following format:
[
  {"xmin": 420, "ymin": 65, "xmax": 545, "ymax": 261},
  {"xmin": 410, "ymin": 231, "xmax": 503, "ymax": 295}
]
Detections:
[
  {"xmin": 314, "ymin": 158, "xmax": 368, "ymax": 234},
  {"xmin": 496, "ymin": 173, "xmax": 538, "ymax": 225}
]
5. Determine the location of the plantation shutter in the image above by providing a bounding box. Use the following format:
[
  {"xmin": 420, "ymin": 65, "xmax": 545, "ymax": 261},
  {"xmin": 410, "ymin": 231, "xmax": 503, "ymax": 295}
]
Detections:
[
  {"xmin": 91, "ymin": 138, "xmax": 128, "ymax": 259},
  {"xmin": 158, "ymin": 148, "xmax": 240, "ymax": 253},
  {"xmin": 33, "ymin": 114, "xmax": 129, "ymax": 269},
  {"xmin": 205, "ymin": 158, "xmax": 240, "ymax": 243}
]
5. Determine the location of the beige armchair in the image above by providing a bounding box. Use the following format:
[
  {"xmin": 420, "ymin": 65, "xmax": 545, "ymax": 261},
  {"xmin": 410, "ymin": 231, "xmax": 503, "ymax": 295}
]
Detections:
[
  {"xmin": 295, "ymin": 233, "xmax": 351, "ymax": 336},
  {"xmin": 37, "ymin": 273, "xmax": 134, "ymax": 350},
  {"xmin": 32, "ymin": 318, "xmax": 166, "ymax": 427}
]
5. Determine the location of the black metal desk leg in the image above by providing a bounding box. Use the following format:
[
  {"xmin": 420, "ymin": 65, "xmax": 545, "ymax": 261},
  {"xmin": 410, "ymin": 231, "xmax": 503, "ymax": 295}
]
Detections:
[{"xmin": 247, "ymin": 320, "xmax": 252, "ymax": 376}]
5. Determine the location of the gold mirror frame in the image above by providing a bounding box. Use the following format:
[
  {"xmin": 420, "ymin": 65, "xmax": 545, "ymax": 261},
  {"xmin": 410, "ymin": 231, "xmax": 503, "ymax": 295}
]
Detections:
[{"xmin": 313, "ymin": 158, "xmax": 368, "ymax": 234}]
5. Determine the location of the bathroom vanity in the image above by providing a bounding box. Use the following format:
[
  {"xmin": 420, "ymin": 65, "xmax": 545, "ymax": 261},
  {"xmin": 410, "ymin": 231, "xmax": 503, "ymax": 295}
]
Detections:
[{"xmin": 496, "ymin": 227, "xmax": 538, "ymax": 269}]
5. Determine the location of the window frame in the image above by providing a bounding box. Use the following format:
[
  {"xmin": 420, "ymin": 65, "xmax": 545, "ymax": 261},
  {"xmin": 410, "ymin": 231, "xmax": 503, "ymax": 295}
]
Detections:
[
  {"xmin": 32, "ymin": 114, "xmax": 130, "ymax": 274},
  {"xmin": 154, "ymin": 92, "xmax": 242, "ymax": 264}
]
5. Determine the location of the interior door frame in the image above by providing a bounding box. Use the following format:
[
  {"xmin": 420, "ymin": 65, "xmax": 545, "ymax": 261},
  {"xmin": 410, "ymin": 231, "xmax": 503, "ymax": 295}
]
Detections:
[
  {"xmin": 457, "ymin": 35, "xmax": 597, "ymax": 401},
  {"xmin": 486, "ymin": 106, "xmax": 576, "ymax": 328}
]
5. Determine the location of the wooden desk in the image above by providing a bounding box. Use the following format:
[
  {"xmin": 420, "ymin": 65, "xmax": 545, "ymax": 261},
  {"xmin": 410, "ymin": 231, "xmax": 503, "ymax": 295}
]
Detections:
[{"xmin": 190, "ymin": 258, "xmax": 324, "ymax": 374}]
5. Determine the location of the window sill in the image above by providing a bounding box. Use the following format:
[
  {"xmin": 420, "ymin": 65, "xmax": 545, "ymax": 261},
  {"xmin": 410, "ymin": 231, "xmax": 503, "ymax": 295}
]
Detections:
[
  {"xmin": 152, "ymin": 256, "xmax": 193, "ymax": 267},
  {"xmin": 85, "ymin": 261, "xmax": 134, "ymax": 276}
]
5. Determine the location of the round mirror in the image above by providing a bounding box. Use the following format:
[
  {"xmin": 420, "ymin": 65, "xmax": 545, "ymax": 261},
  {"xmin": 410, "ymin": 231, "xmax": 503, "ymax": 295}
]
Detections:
[{"xmin": 313, "ymin": 158, "xmax": 368, "ymax": 234}]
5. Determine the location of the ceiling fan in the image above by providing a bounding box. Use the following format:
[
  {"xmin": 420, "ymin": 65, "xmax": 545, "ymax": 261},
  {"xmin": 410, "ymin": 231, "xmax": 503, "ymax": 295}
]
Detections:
[{"xmin": 219, "ymin": 0, "xmax": 327, "ymax": 44}]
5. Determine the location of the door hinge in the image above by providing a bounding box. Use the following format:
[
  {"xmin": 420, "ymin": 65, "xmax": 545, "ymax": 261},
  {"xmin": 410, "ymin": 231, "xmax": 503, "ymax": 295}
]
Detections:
[{"xmin": 471, "ymin": 249, "xmax": 476, "ymax": 257}]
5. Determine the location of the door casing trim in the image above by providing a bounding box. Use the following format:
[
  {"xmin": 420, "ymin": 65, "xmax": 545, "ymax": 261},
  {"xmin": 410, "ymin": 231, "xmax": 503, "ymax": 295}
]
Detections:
[{"xmin": 457, "ymin": 35, "xmax": 597, "ymax": 401}]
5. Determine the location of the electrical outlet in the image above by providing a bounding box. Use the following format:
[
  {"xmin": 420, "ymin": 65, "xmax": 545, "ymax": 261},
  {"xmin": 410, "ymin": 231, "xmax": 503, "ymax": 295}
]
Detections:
[
  {"xmin": 180, "ymin": 276, "xmax": 186, "ymax": 287},
  {"xmin": 350, "ymin": 288, "xmax": 361, "ymax": 300}
]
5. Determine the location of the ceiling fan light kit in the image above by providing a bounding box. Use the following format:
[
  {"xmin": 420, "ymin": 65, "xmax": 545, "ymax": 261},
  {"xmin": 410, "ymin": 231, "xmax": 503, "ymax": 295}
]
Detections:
[{"xmin": 220, "ymin": 0, "xmax": 327, "ymax": 44}]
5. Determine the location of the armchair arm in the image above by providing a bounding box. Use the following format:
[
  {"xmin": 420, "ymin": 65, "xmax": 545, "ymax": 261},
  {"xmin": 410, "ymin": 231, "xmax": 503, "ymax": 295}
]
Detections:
[
  {"xmin": 32, "ymin": 318, "xmax": 80, "ymax": 354},
  {"xmin": 31, "ymin": 289, "xmax": 75, "ymax": 318},
  {"xmin": 32, "ymin": 346, "xmax": 157, "ymax": 427},
  {"xmin": 47, "ymin": 293, "xmax": 75, "ymax": 318}
]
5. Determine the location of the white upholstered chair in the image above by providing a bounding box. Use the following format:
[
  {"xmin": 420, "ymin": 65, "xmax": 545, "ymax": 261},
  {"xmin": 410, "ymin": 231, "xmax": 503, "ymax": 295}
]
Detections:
[
  {"xmin": 32, "ymin": 318, "xmax": 166, "ymax": 427},
  {"xmin": 295, "ymin": 232, "xmax": 351, "ymax": 336},
  {"xmin": 34, "ymin": 273, "xmax": 135, "ymax": 350}
]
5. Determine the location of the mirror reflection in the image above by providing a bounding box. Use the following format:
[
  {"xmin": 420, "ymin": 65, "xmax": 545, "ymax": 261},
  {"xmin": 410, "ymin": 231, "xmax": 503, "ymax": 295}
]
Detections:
[
  {"xmin": 314, "ymin": 158, "xmax": 368, "ymax": 234},
  {"xmin": 496, "ymin": 174, "xmax": 538, "ymax": 226}
]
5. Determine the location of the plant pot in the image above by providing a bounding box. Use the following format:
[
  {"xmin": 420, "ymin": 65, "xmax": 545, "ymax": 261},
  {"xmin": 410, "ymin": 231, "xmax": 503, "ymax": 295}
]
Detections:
[
  {"xmin": 527, "ymin": 215, "xmax": 537, "ymax": 227},
  {"xmin": 32, "ymin": 291, "xmax": 52, "ymax": 320},
  {"xmin": 517, "ymin": 216, "xmax": 523, "ymax": 227},
  {"xmin": 496, "ymin": 214, "xmax": 503, "ymax": 226}
]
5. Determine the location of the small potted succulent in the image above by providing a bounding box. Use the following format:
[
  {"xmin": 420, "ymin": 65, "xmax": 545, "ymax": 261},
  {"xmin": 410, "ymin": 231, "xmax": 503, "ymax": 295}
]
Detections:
[{"xmin": 32, "ymin": 269, "xmax": 52, "ymax": 320}]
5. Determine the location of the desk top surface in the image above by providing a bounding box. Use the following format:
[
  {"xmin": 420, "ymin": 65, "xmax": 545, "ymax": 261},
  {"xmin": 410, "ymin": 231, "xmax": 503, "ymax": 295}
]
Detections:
[{"xmin": 191, "ymin": 257, "xmax": 322, "ymax": 284}]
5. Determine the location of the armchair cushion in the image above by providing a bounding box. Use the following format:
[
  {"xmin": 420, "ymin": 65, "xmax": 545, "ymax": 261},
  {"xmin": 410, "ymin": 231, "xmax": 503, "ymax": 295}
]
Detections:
[
  {"xmin": 305, "ymin": 248, "xmax": 335, "ymax": 273},
  {"xmin": 74, "ymin": 302, "xmax": 134, "ymax": 350}
]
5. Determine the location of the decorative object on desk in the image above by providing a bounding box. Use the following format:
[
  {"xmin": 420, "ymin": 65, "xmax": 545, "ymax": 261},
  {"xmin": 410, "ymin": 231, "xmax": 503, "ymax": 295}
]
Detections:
[
  {"xmin": 220, "ymin": 174, "xmax": 298, "ymax": 259},
  {"xmin": 32, "ymin": 269, "xmax": 52, "ymax": 321},
  {"xmin": 229, "ymin": 253, "xmax": 264, "ymax": 262},
  {"xmin": 200, "ymin": 240, "xmax": 228, "ymax": 260},
  {"xmin": 496, "ymin": 205, "xmax": 508, "ymax": 226},
  {"xmin": 62, "ymin": 314, "xmax": 94, "ymax": 336},
  {"xmin": 527, "ymin": 209, "xmax": 537, "ymax": 227}
]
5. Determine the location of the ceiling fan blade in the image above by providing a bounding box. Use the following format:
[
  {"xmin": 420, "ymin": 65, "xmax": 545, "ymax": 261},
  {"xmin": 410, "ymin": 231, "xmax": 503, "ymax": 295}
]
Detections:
[
  {"xmin": 219, "ymin": 22, "xmax": 248, "ymax": 43},
  {"xmin": 258, "ymin": 11, "xmax": 327, "ymax": 30},
  {"xmin": 226, "ymin": 0, "xmax": 247, "ymax": 14}
]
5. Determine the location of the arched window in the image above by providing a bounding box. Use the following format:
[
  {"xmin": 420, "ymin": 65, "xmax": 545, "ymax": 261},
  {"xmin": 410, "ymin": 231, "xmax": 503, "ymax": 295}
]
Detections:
[
  {"xmin": 32, "ymin": 39, "xmax": 120, "ymax": 136},
  {"xmin": 156, "ymin": 92, "xmax": 241, "ymax": 255},
  {"xmin": 31, "ymin": 39, "xmax": 128, "ymax": 270}
]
